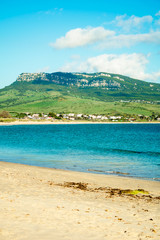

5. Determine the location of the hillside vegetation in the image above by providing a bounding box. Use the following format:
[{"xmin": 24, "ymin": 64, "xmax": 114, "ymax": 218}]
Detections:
[{"xmin": 0, "ymin": 72, "xmax": 160, "ymax": 116}]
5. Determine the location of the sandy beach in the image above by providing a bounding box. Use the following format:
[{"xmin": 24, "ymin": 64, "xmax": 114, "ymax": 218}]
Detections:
[
  {"xmin": 0, "ymin": 120, "xmax": 160, "ymax": 126},
  {"xmin": 0, "ymin": 162, "xmax": 160, "ymax": 240}
]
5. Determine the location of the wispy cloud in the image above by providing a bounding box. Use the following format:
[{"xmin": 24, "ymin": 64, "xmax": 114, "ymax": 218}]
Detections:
[
  {"xmin": 70, "ymin": 54, "xmax": 81, "ymax": 60},
  {"xmin": 113, "ymin": 14, "xmax": 153, "ymax": 31},
  {"xmin": 155, "ymin": 10, "xmax": 160, "ymax": 16},
  {"xmin": 36, "ymin": 66, "xmax": 50, "ymax": 73},
  {"xmin": 99, "ymin": 31, "xmax": 160, "ymax": 49},
  {"xmin": 38, "ymin": 8, "xmax": 63, "ymax": 15},
  {"xmin": 155, "ymin": 19, "xmax": 160, "ymax": 25},
  {"xmin": 50, "ymin": 27, "xmax": 114, "ymax": 49}
]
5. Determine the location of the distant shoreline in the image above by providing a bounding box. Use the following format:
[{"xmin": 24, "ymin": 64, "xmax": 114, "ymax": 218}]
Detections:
[{"xmin": 0, "ymin": 120, "xmax": 160, "ymax": 126}]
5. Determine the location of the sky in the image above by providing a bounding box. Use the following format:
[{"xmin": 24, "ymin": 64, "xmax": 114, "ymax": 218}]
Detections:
[{"xmin": 0, "ymin": 0, "xmax": 160, "ymax": 88}]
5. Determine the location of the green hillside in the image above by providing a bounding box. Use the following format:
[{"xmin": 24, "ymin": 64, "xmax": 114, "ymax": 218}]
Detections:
[{"xmin": 0, "ymin": 72, "xmax": 160, "ymax": 116}]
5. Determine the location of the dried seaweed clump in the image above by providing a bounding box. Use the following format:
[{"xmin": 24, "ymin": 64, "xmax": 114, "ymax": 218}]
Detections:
[{"xmin": 63, "ymin": 182, "xmax": 88, "ymax": 190}]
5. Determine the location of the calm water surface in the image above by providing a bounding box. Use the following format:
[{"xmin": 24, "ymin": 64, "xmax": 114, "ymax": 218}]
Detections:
[{"xmin": 0, "ymin": 124, "xmax": 160, "ymax": 180}]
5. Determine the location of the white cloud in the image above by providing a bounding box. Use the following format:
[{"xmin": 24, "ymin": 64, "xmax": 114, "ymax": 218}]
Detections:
[
  {"xmin": 155, "ymin": 10, "xmax": 160, "ymax": 16},
  {"xmin": 51, "ymin": 27, "xmax": 115, "ymax": 49},
  {"xmin": 155, "ymin": 19, "xmax": 160, "ymax": 25},
  {"xmin": 60, "ymin": 53, "xmax": 160, "ymax": 82},
  {"xmin": 99, "ymin": 31, "xmax": 160, "ymax": 49},
  {"xmin": 51, "ymin": 25, "xmax": 160, "ymax": 50},
  {"xmin": 114, "ymin": 14, "xmax": 153, "ymax": 31}
]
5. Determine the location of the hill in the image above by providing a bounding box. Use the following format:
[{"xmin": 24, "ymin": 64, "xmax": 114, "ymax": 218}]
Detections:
[{"xmin": 0, "ymin": 72, "xmax": 160, "ymax": 116}]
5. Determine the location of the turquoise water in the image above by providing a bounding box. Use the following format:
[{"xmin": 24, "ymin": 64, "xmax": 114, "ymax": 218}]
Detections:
[{"xmin": 0, "ymin": 124, "xmax": 160, "ymax": 180}]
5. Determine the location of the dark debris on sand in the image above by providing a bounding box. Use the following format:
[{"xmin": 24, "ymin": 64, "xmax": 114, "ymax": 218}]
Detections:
[
  {"xmin": 59, "ymin": 182, "xmax": 88, "ymax": 190},
  {"xmin": 48, "ymin": 181, "xmax": 160, "ymax": 203}
]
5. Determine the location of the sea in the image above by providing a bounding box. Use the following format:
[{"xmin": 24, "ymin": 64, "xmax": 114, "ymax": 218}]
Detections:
[{"xmin": 0, "ymin": 123, "xmax": 160, "ymax": 181}]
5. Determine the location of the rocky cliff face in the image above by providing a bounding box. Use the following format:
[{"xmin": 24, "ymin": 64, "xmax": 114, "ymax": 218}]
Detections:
[
  {"xmin": 16, "ymin": 72, "xmax": 121, "ymax": 89},
  {"xmin": 17, "ymin": 72, "xmax": 48, "ymax": 82},
  {"xmin": 16, "ymin": 71, "xmax": 160, "ymax": 93}
]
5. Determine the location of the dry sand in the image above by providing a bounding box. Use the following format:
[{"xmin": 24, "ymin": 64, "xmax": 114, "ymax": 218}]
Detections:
[
  {"xmin": 0, "ymin": 120, "xmax": 160, "ymax": 126},
  {"xmin": 0, "ymin": 161, "xmax": 160, "ymax": 240}
]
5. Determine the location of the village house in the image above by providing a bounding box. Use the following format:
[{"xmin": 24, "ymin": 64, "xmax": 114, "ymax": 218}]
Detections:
[
  {"xmin": 76, "ymin": 114, "xmax": 83, "ymax": 118},
  {"xmin": 88, "ymin": 115, "xmax": 97, "ymax": 120},
  {"xmin": 32, "ymin": 114, "xmax": 40, "ymax": 120},
  {"xmin": 63, "ymin": 114, "xmax": 69, "ymax": 119},
  {"xmin": 68, "ymin": 113, "xmax": 75, "ymax": 117},
  {"xmin": 27, "ymin": 115, "xmax": 33, "ymax": 119},
  {"xmin": 109, "ymin": 116, "xmax": 122, "ymax": 121},
  {"xmin": 96, "ymin": 115, "xmax": 103, "ymax": 120},
  {"xmin": 101, "ymin": 116, "xmax": 108, "ymax": 120}
]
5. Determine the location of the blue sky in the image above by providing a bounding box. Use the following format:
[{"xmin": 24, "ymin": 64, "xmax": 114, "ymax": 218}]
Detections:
[{"xmin": 0, "ymin": 0, "xmax": 160, "ymax": 88}]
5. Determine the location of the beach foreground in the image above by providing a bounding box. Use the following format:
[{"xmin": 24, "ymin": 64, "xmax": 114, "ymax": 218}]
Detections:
[{"xmin": 0, "ymin": 162, "xmax": 160, "ymax": 240}]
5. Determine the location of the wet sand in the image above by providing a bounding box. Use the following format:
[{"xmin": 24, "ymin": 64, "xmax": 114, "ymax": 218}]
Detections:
[{"xmin": 0, "ymin": 161, "xmax": 160, "ymax": 240}]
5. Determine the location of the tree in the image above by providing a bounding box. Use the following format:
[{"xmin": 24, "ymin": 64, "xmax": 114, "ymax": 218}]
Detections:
[
  {"xmin": 0, "ymin": 111, "xmax": 11, "ymax": 118},
  {"xmin": 48, "ymin": 112, "xmax": 56, "ymax": 118},
  {"xmin": 16, "ymin": 113, "xmax": 27, "ymax": 119}
]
